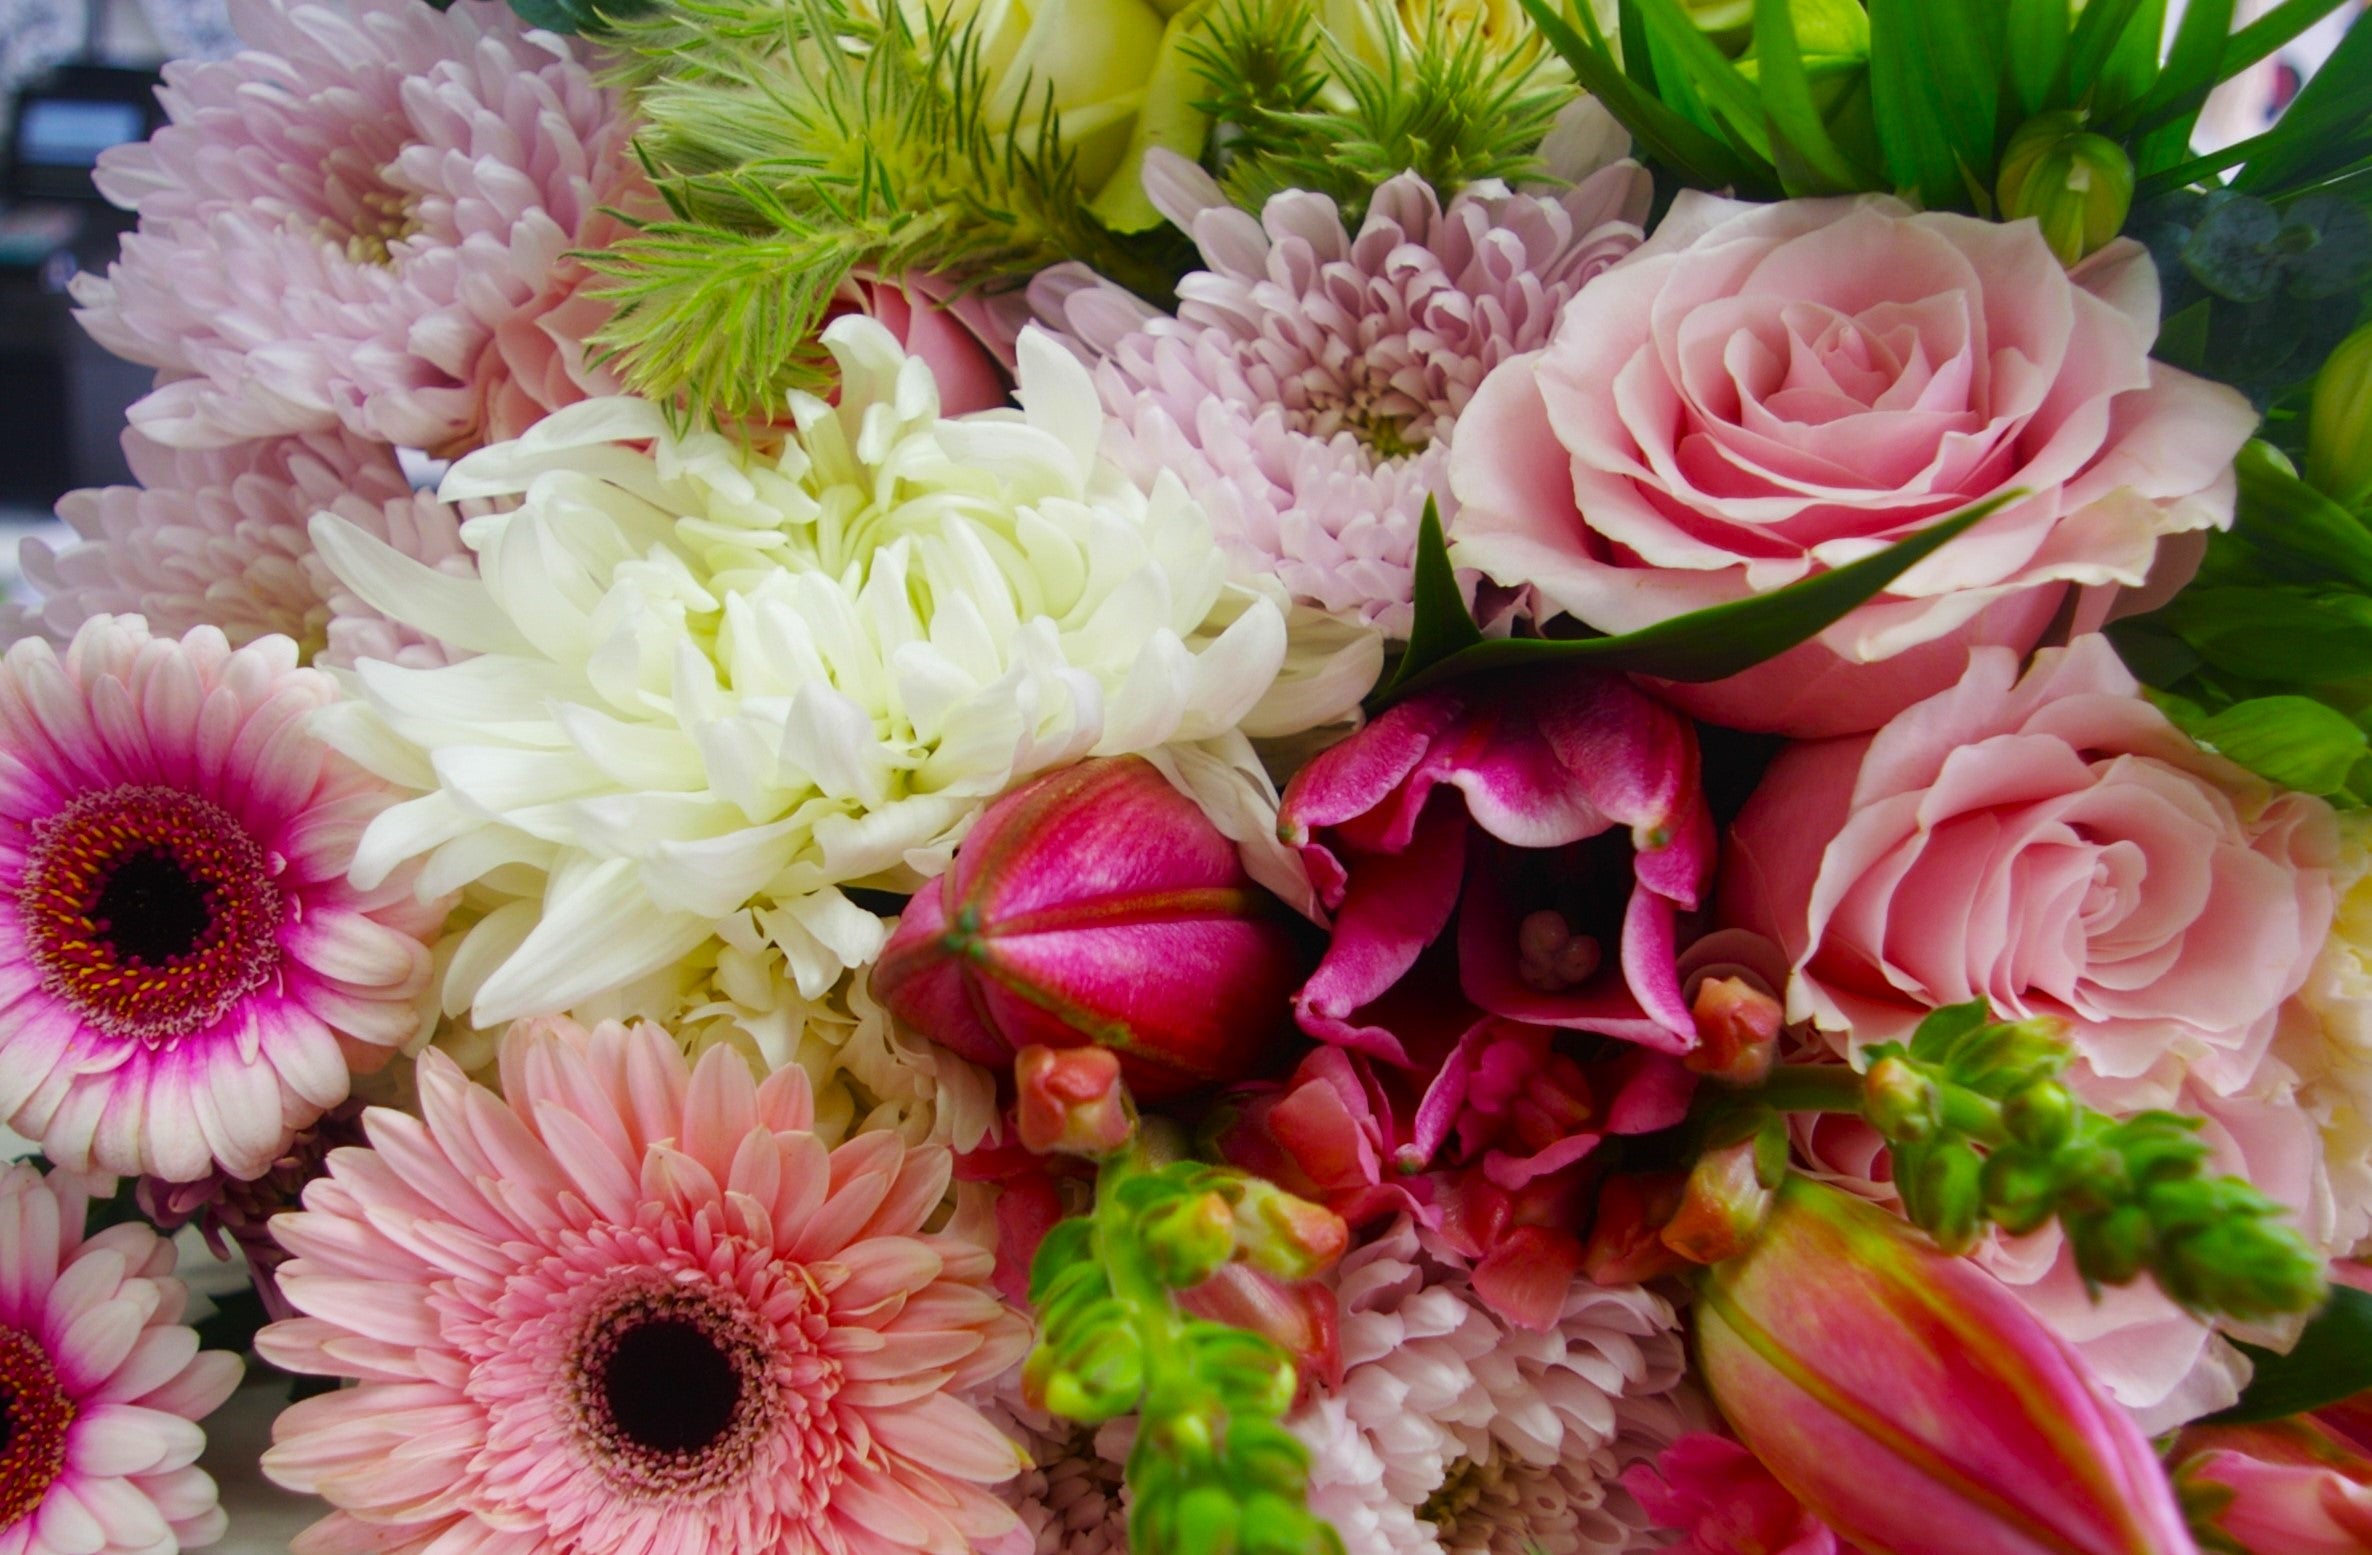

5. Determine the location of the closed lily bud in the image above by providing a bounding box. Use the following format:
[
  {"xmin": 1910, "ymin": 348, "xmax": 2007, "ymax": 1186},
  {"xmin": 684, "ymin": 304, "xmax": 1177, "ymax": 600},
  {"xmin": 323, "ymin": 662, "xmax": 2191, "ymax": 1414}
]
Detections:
[
  {"xmin": 1998, "ymin": 112, "xmax": 2136, "ymax": 267},
  {"xmin": 1699, "ymin": 1176, "xmax": 2201, "ymax": 1555},
  {"xmin": 1016, "ymin": 1044, "xmax": 1136, "ymax": 1158},
  {"xmin": 874, "ymin": 756, "xmax": 1314, "ymax": 1099},
  {"xmin": 2173, "ymin": 1418, "xmax": 2372, "ymax": 1554},
  {"xmin": 2310, "ymin": 323, "xmax": 2372, "ymax": 511}
]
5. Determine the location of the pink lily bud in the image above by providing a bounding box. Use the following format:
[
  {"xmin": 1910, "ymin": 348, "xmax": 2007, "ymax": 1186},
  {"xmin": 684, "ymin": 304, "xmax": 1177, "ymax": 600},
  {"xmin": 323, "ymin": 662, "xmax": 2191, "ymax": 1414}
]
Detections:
[
  {"xmin": 2173, "ymin": 1418, "xmax": 2372, "ymax": 1554},
  {"xmin": 1014, "ymin": 1044, "xmax": 1136, "ymax": 1158},
  {"xmin": 1686, "ymin": 976, "xmax": 1782, "ymax": 1086},
  {"xmin": 1701, "ymin": 1176, "xmax": 2200, "ymax": 1555},
  {"xmin": 874, "ymin": 757, "xmax": 1315, "ymax": 1099}
]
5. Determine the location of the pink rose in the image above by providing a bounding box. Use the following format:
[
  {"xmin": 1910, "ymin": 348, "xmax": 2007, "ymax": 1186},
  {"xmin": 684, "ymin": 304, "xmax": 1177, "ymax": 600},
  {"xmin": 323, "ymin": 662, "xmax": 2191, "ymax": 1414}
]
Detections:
[
  {"xmin": 1722, "ymin": 634, "xmax": 2340, "ymax": 1418},
  {"xmin": 1447, "ymin": 193, "xmax": 2257, "ymax": 736},
  {"xmin": 829, "ymin": 274, "xmax": 1021, "ymax": 415}
]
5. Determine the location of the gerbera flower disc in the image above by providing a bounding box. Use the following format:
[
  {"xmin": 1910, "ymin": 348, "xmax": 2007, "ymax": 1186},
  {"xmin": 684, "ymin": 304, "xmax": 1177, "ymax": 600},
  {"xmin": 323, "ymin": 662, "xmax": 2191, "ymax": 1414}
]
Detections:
[
  {"xmin": 0, "ymin": 618, "xmax": 446, "ymax": 1182},
  {"xmin": 257, "ymin": 1017, "xmax": 1032, "ymax": 1555}
]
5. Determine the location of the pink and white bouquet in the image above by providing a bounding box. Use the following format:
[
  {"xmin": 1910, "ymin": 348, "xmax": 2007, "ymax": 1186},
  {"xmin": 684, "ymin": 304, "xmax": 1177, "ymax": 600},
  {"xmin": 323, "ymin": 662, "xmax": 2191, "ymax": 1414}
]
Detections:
[{"xmin": 8, "ymin": 1, "xmax": 2372, "ymax": 1553}]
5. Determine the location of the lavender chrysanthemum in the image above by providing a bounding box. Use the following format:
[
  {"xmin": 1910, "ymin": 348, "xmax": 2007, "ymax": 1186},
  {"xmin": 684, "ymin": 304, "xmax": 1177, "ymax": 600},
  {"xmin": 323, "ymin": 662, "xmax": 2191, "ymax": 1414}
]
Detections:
[
  {"xmin": 1290, "ymin": 1218, "xmax": 1694, "ymax": 1555},
  {"xmin": 9, "ymin": 431, "xmax": 470, "ymax": 670},
  {"xmin": 1031, "ymin": 131, "xmax": 1648, "ymax": 636},
  {"xmin": 71, "ymin": 0, "xmax": 636, "ymax": 456}
]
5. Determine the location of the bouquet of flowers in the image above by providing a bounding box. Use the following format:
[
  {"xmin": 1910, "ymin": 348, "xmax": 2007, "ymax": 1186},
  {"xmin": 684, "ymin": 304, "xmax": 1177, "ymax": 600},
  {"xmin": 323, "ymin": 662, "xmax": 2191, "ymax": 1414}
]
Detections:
[{"xmin": 8, "ymin": 0, "xmax": 2372, "ymax": 1550}]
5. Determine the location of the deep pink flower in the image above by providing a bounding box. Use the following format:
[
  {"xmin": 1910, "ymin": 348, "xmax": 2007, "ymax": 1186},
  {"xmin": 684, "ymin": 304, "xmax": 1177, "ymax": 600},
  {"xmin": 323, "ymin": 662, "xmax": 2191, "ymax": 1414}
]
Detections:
[
  {"xmin": 1624, "ymin": 1434, "xmax": 1850, "ymax": 1555},
  {"xmin": 0, "ymin": 618, "xmax": 447, "ymax": 1183},
  {"xmin": 259, "ymin": 1017, "xmax": 1032, "ymax": 1555},
  {"xmin": 1282, "ymin": 667, "xmax": 1714, "ymax": 1061},
  {"xmin": 0, "ymin": 1160, "xmax": 244, "ymax": 1555}
]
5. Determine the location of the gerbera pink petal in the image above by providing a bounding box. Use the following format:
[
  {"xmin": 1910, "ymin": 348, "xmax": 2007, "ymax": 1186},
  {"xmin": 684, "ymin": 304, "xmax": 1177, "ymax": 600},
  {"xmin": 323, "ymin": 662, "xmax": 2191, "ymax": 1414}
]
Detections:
[{"xmin": 261, "ymin": 1018, "xmax": 1028, "ymax": 1555}]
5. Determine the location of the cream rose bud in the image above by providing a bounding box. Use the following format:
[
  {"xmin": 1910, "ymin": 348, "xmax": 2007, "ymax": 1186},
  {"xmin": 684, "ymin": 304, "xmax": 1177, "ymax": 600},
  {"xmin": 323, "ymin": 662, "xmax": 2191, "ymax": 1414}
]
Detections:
[{"xmin": 1448, "ymin": 192, "xmax": 2259, "ymax": 737}]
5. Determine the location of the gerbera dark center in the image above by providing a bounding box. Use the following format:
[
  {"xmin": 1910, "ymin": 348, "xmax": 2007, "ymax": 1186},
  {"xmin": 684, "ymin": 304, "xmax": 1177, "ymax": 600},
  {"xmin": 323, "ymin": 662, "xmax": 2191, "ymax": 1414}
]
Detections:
[
  {"xmin": 0, "ymin": 1325, "xmax": 74, "ymax": 1530},
  {"xmin": 20, "ymin": 785, "xmax": 282, "ymax": 1045},
  {"xmin": 601, "ymin": 1318, "xmax": 742, "ymax": 1454}
]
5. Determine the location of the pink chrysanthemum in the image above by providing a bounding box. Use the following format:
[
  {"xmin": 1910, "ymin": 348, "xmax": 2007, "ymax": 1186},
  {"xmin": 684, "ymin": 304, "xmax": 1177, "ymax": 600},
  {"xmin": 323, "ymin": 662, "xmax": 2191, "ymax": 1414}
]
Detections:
[
  {"xmin": 1030, "ymin": 140, "xmax": 1648, "ymax": 636},
  {"xmin": 8, "ymin": 431, "xmax": 470, "ymax": 670},
  {"xmin": 1289, "ymin": 1217, "xmax": 1692, "ymax": 1555},
  {"xmin": 0, "ymin": 1160, "xmax": 244, "ymax": 1555},
  {"xmin": 0, "ymin": 618, "xmax": 446, "ymax": 1182},
  {"xmin": 72, "ymin": 0, "xmax": 637, "ymax": 456},
  {"xmin": 257, "ymin": 1018, "xmax": 1033, "ymax": 1555}
]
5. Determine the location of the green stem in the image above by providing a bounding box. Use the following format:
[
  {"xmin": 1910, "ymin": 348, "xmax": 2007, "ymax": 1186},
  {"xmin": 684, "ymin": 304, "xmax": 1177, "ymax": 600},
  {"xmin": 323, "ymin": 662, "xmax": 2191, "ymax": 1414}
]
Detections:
[
  {"xmin": 1749, "ymin": 1065, "xmax": 1872, "ymax": 1115},
  {"xmin": 1939, "ymin": 1083, "xmax": 2010, "ymax": 1146},
  {"xmin": 1093, "ymin": 1148, "xmax": 1208, "ymax": 1467}
]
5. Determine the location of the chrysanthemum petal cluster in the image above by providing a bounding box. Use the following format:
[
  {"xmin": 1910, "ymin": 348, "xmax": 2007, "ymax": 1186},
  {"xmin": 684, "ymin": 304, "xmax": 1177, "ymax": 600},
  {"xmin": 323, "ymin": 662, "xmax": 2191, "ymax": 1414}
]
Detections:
[
  {"xmin": 258, "ymin": 1017, "xmax": 1032, "ymax": 1555},
  {"xmin": 1031, "ymin": 128, "xmax": 1649, "ymax": 636},
  {"xmin": 8, "ymin": 431, "xmax": 470, "ymax": 670},
  {"xmin": 71, "ymin": 0, "xmax": 635, "ymax": 455},
  {"xmin": 0, "ymin": 619, "xmax": 447, "ymax": 1182},
  {"xmin": 315, "ymin": 317, "xmax": 1300, "ymax": 1024},
  {"xmin": 0, "ymin": 1161, "xmax": 243, "ymax": 1555}
]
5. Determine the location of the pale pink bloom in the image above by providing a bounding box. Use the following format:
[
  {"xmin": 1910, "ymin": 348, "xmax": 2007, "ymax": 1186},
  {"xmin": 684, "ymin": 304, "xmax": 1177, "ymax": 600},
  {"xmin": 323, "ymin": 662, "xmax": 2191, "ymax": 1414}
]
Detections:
[
  {"xmin": 1722, "ymin": 635, "xmax": 2342, "ymax": 1421},
  {"xmin": 1031, "ymin": 146, "xmax": 1649, "ymax": 636},
  {"xmin": 72, "ymin": 0, "xmax": 637, "ymax": 455},
  {"xmin": 258, "ymin": 1018, "xmax": 1032, "ymax": 1555},
  {"xmin": 978, "ymin": 1394, "xmax": 1132, "ymax": 1555},
  {"xmin": 0, "ymin": 1160, "xmax": 244, "ymax": 1555},
  {"xmin": 1289, "ymin": 1217, "xmax": 1689, "ymax": 1555},
  {"xmin": 0, "ymin": 618, "xmax": 447, "ymax": 1182},
  {"xmin": 135, "ymin": 1101, "xmax": 370, "ymax": 1321},
  {"xmin": 9, "ymin": 431, "xmax": 470, "ymax": 670},
  {"xmin": 1449, "ymin": 195, "xmax": 2259, "ymax": 735},
  {"xmin": 833, "ymin": 275, "xmax": 1025, "ymax": 416}
]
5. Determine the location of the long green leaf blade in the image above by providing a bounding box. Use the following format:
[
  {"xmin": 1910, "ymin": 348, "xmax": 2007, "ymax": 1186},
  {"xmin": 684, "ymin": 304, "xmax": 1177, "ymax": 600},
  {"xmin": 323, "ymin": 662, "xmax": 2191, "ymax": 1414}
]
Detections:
[
  {"xmin": 1380, "ymin": 491, "xmax": 2020, "ymax": 703},
  {"xmin": 1632, "ymin": 0, "xmax": 1777, "ymax": 162},
  {"xmin": 2115, "ymin": 0, "xmax": 2233, "ymax": 135},
  {"xmin": 1516, "ymin": 0, "xmax": 1774, "ymax": 191},
  {"xmin": 1866, "ymin": 0, "xmax": 1968, "ymax": 205},
  {"xmin": 2005, "ymin": 0, "xmax": 2071, "ymax": 117},
  {"xmin": 1754, "ymin": 0, "xmax": 1875, "ymax": 194},
  {"xmin": 2063, "ymin": 0, "xmax": 2149, "ymax": 102},
  {"xmin": 2221, "ymin": 0, "xmax": 2358, "ymax": 85},
  {"xmin": 1373, "ymin": 500, "xmax": 1485, "ymax": 702}
]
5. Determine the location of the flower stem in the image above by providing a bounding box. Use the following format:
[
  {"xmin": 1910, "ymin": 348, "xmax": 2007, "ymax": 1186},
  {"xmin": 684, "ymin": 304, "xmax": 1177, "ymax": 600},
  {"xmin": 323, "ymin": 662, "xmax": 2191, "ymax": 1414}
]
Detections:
[{"xmin": 1749, "ymin": 1065, "xmax": 1870, "ymax": 1115}]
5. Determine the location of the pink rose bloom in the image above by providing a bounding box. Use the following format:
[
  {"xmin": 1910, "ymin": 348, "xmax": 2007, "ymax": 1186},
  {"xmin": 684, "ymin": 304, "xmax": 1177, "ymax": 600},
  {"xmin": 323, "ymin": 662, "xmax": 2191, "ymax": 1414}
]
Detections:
[
  {"xmin": 1722, "ymin": 634, "xmax": 2341, "ymax": 1419},
  {"xmin": 1447, "ymin": 193, "xmax": 2257, "ymax": 736},
  {"xmin": 831, "ymin": 275, "xmax": 1022, "ymax": 416},
  {"xmin": 1623, "ymin": 1434, "xmax": 1854, "ymax": 1555}
]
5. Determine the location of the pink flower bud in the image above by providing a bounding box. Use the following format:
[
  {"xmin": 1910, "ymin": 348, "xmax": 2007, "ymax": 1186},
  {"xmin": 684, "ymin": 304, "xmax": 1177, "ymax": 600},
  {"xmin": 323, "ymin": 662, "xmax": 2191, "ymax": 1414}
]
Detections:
[
  {"xmin": 1662, "ymin": 1138, "xmax": 1776, "ymax": 1266},
  {"xmin": 2174, "ymin": 1418, "xmax": 2372, "ymax": 1555},
  {"xmin": 1226, "ymin": 1176, "xmax": 1350, "ymax": 1281},
  {"xmin": 1701, "ymin": 1176, "xmax": 2199, "ymax": 1555},
  {"xmin": 1580, "ymin": 1171, "xmax": 1693, "ymax": 1285},
  {"xmin": 1686, "ymin": 976, "xmax": 1782, "ymax": 1086},
  {"xmin": 1014, "ymin": 1044, "xmax": 1135, "ymax": 1158},
  {"xmin": 874, "ymin": 757, "xmax": 1315, "ymax": 1099}
]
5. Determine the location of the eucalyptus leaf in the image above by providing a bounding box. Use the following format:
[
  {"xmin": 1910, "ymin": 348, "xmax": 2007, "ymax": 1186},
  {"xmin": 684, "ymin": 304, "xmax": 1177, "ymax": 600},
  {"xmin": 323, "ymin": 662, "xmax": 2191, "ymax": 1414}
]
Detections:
[
  {"xmin": 2281, "ymin": 195, "xmax": 2372, "ymax": 299},
  {"xmin": 2183, "ymin": 197, "xmax": 2285, "ymax": 302},
  {"xmin": 2208, "ymin": 1286, "xmax": 2372, "ymax": 1424},
  {"xmin": 1375, "ymin": 490, "xmax": 2019, "ymax": 707}
]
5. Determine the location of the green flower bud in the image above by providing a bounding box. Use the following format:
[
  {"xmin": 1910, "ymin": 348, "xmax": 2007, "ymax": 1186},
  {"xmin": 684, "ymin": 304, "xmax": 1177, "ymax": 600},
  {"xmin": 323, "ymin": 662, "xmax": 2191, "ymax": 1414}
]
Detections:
[
  {"xmin": 2309, "ymin": 322, "xmax": 2372, "ymax": 511},
  {"xmin": 1979, "ymin": 1146, "xmax": 2063, "ymax": 1237},
  {"xmin": 2002, "ymin": 1079, "xmax": 2077, "ymax": 1151},
  {"xmin": 1909, "ymin": 1138, "xmax": 1987, "ymax": 1254},
  {"xmin": 1864, "ymin": 1054, "xmax": 1944, "ymax": 1142},
  {"xmin": 1997, "ymin": 112, "xmax": 2136, "ymax": 267},
  {"xmin": 1143, "ymin": 1190, "xmax": 1236, "ymax": 1289}
]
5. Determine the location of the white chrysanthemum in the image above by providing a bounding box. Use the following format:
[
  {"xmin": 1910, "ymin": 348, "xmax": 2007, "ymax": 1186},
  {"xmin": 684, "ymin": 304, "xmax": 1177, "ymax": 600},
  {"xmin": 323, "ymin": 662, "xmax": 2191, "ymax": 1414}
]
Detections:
[
  {"xmin": 317, "ymin": 317, "xmax": 1312, "ymax": 1024},
  {"xmin": 7, "ymin": 430, "xmax": 470, "ymax": 669},
  {"xmin": 1291, "ymin": 1218, "xmax": 1690, "ymax": 1555}
]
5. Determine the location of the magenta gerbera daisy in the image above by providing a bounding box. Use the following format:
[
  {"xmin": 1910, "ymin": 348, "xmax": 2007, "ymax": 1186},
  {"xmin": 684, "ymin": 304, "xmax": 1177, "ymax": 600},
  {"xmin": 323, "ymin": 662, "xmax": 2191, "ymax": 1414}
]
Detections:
[
  {"xmin": 257, "ymin": 1017, "xmax": 1033, "ymax": 1555},
  {"xmin": 0, "ymin": 1160, "xmax": 244, "ymax": 1555},
  {"xmin": 0, "ymin": 617, "xmax": 447, "ymax": 1183}
]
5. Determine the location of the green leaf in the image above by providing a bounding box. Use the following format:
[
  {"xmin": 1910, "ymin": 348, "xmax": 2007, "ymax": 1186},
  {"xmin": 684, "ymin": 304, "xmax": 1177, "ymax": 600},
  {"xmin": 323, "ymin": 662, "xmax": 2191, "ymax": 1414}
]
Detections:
[
  {"xmin": 2005, "ymin": 0, "xmax": 2072, "ymax": 118},
  {"xmin": 2088, "ymin": 0, "xmax": 2166, "ymax": 121},
  {"xmin": 2113, "ymin": 0, "xmax": 2232, "ymax": 140},
  {"xmin": 1378, "ymin": 489, "xmax": 2020, "ymax": 705},
  {"xmin": 1632, "ymin": 0, "xmax": 1777, "ymax": 162},
  {"xmin": 1752, "ymin": 0, "xmax": 1877, "ymax": 194},
  {"xmin": 2210, "ymin": 1286, "xmax": 2372, "ymax": 1424},
  {"xmin": 2062, "ymin": 0, "xmax": 2149, "ymax": 103},
  {"xmin": 1866, "ymin": 0, "xmax": 1973, "ymax": 207},
  {"xmin": 1374, "ymin": 500, "xmax": 1484, "ymax": 703},
  {"xmin": 2220, "ymin": 0, "xmax": 2360, "ymax": 87},
  {"xmin": 2233, "ymin": 13, "xmax": 2372, "ymax": 194},
  {"xmin": 1516, "ymin": 0, "xmax": 1776, "ymax": 191},
  {"xmin": 2157, "ymin": 586, "xmax": 2372, "ymax": 683},
  {"xmin": 2232, "ymin": 440, "xmax": 2372, "ymax": 592},
  {"xmin": 2177, "ymin": 696, "xmax": 2371, "ymax": 795},
  {"xmin": 2183, "ymin": 196, "xmax": 2286, "ymax": 302}
]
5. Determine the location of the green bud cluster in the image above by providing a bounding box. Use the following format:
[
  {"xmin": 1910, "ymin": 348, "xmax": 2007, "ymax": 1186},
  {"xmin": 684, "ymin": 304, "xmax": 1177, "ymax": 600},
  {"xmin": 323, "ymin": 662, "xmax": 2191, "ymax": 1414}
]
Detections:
[
  {"xmin": 1855, "ymin": 1003, "xmax": 2327, "ymax": 1322},
  {"xmin": 1024, "ymin": 1154, "xmax": 1345, "ymax": 1555}
]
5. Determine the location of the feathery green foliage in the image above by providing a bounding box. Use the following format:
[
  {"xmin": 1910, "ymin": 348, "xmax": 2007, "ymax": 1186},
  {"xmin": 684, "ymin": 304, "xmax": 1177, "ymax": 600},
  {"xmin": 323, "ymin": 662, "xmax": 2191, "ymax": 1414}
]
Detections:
[
  {"xmin": 1186, "ymin": 0, "xmax": 1573, "ymax": 219},
  {"xmin": 584, "ymin": 0, "xmax": 1185, "ymax": 422}
]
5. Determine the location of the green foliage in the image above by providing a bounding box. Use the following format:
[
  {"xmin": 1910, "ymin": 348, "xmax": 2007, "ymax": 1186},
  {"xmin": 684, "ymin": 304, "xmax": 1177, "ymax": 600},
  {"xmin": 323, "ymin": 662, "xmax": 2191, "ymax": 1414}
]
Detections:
[
  {"xmin": 1026, "ymin": 1153, "xmax": 1343, "ymax": 1555},
  {"xmin": 2115, "ymin": 441, "xmax": 2372, "ymax": 804},
  {"xmin": 2137, "ymin": 190, "xmax": 2372, "ymax": 405},
  {"xmin": 1371, "ymin": 487, "xmax": 2018, "ymax": 711},
  {"xmin": 2207, "ymin": 1286, "xmax": 2372, "ymax": 1424},
  {"xmin": 1186, "ymin": 0, "xmax": 1572, "ymax": 220},
  {"xmin": 1850, "ymin": 1004, "xmax": 2329, "ymax": 1323},
  {"xmin": 584, "ymin": 0, "xmax": 1186, "ymax": 421}
]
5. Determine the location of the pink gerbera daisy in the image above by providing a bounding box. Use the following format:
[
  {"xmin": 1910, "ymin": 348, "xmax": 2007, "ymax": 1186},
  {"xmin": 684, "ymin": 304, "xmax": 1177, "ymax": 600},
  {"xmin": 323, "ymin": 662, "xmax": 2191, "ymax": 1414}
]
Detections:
[
  {"xmin": 71, "ymin": 0, "xmax": 637, "ymax": 455},
  {"xmin": 0, "ymin": 618, "xmax": 447, "ymax": 1182},
  {"xmin": 0, "ymin": 1160, "xmax": 244, "ymax": 1555},
  {"xmin": 257, "ymin": 1017, "xmax": 1033, "ymax": 1555}
]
